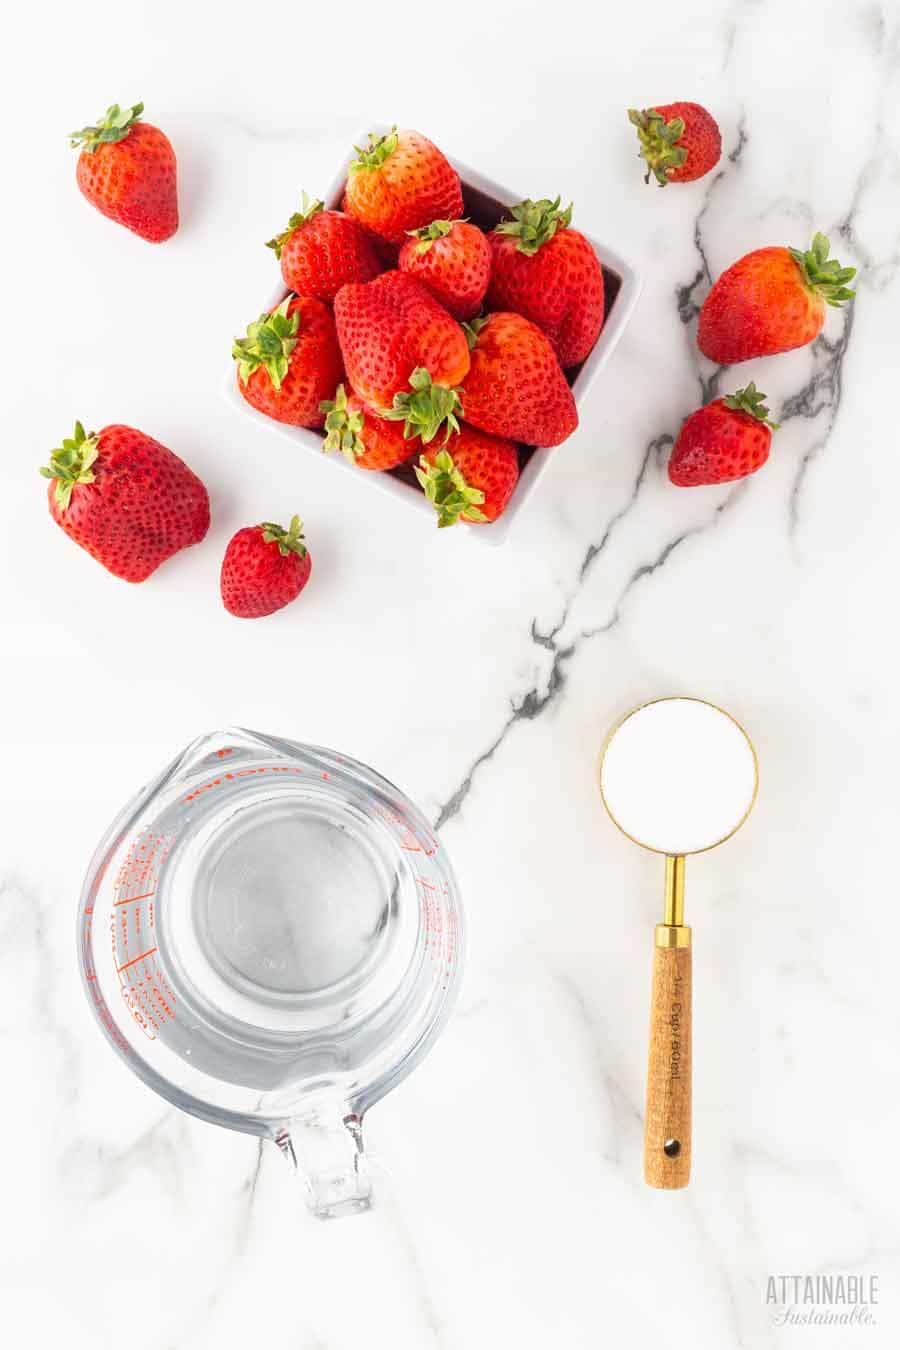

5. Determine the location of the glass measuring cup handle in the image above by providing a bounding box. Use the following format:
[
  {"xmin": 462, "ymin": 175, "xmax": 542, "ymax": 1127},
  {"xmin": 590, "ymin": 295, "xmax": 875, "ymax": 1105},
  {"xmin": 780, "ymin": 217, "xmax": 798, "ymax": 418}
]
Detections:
[{"xmin": 276, "ymin": 1105, "xmax": 372, "ymax": 1219}]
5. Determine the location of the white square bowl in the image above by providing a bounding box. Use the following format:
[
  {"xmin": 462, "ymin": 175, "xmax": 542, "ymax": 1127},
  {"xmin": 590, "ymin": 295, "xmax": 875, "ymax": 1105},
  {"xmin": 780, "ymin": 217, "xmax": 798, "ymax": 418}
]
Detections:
[{"xmin": 223, "ymin": 129, "xmax": 643, "ymax": 546}]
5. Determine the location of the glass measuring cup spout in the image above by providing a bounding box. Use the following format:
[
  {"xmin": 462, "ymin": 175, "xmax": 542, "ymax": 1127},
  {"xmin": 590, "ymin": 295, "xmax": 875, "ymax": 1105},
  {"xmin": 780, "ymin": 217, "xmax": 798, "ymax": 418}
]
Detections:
[{"xmin": 78, "ymin": 728, "xmax": 464, "ymax": 1218}]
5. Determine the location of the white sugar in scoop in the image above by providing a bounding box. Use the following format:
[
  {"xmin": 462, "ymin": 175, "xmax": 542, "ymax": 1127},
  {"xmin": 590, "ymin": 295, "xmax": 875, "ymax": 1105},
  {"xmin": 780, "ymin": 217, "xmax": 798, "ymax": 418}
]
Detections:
[
  {"xmin": 599, "ymin": 697, "xmax": 757, "ymax": 855},
  {"xmin": 598, "ymin": 696, "xmax": 758, "ymax": 1192}
]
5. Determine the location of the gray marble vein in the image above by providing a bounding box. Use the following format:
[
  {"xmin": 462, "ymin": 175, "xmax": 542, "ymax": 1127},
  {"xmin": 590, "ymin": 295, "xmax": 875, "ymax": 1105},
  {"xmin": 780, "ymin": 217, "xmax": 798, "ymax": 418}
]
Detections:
[
  {"xmin": 782, "ymin": 311, "xmax": 855, "ymax": 531},
  {"xmin": 434, "ymin": 478, "xmax": 744, "ymax": 829}
]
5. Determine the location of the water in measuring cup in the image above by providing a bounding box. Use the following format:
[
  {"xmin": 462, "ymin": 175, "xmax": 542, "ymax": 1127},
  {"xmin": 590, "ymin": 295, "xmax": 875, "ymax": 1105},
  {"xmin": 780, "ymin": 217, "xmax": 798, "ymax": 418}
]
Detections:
[
  {"xmin": 81, "ymin": 732, "xmax": 462, "ymax": 1146},
  {"xmin": 145, "ymin": 773, "xmax": 423, "ymax": 1100},
  {"xmin": 194, "ymin": 802, "xmax": 393, "ymax": 996}
]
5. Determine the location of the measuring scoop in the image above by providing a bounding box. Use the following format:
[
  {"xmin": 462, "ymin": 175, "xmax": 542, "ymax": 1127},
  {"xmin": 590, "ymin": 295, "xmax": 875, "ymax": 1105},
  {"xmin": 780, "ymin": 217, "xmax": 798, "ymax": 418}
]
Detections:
[{"xmin": 598, "ymin": 697, "xmax": 758, "ymax": 1188}]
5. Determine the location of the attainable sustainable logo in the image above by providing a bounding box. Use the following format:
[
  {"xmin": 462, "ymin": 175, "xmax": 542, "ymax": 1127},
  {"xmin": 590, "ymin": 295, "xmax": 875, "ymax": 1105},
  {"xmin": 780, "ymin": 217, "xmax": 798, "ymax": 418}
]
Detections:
[{"xmin": 766, "ymin": 1273, "xmax": 878, "ymax": 1328}]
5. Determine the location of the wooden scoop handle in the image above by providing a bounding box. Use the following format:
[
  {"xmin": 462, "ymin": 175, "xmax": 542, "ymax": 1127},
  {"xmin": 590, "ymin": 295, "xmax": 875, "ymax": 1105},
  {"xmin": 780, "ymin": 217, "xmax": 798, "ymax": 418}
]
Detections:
[{"xmin": 644, "ymin": 931, "xmax": 692, "ymax": 1188}]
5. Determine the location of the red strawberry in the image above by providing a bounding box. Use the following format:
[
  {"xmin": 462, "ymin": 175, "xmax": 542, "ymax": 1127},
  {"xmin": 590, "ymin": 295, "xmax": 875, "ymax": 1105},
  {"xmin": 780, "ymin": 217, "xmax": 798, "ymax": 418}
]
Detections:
[
  {"xmin": 343, "ymin": 127, "xmax": 463, "ymax": 247},
  {"xmin": 417, "ymin": 429, "xmax": 519, "ymax": 527},
  {"xmin": 319, "ymin": 384, "xmax": 420, "ymax": 471},
  {"xmin": 698, "ymin": 233, "xmax": 856, "ymax": 364},
  {"xmin": 668, "ymin": 384, "xmax": 778, "ymax": 486},
  {"xmin": 266, "ymin": 193, "xmax": 383, "ymax": 302},
  {"xmin": 40, "ymin": 421, "xmax": 209, "ymax": 581},
  {"xmin": 233, "ymin": 296, "xmax": 343, "ymax": 427},
  {"xmin": 486, "ymin": 198, "xmax": 605, "ymax": 367},
  {"xmin": 70, "ymin": 102, "xmax": 178, "ymax": 242},
  {"xmin": 221, "ymin": 516, "xmax": 311, "ymax": 619},
  {"xmin": 459, "ymin": 313, "xmax": 577, "ymax": 448},
  {"xmin": 333, "ymin": 271, "xmax": 469, "ymax": 435},
  {"xmin": 399, "ymin": 219, "xmax": 491, "ymax": 320},
  {"xmin": 627, "ymin": 103, "xmax": 721, "ymax": 186}
]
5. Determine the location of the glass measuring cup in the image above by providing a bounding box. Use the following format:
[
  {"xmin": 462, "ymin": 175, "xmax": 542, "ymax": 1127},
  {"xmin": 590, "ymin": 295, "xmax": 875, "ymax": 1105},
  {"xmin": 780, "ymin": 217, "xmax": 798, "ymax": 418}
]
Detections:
[{"xmin": 77, "ymin": 729, "xmax": 464, "ymax": 1218}]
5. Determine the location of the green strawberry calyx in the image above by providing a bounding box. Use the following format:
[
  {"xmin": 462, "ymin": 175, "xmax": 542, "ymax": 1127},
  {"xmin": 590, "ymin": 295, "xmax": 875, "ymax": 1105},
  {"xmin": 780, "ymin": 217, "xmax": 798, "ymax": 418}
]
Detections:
[
  {"xmin": 266, "ymin": 192, "xmax": 325, "ymax": 258},
  {"xmin": 408, "ymin": 219, "xmax": 458, "ymax": 255},
  {"xmin": 39, "ymin": 421, "xmax": 100, "ymax": 512},
  {"xmin": 494, "ymin": 197, "xmax": 573, "ymax": 256},
  {"xmin": 319, "ymin": 385, "xmax": 365, "ymax": 462},
  {"xmin": 789, "ymin": 233, "xmax": 856, "ymax": 308},
  {"xmin": 723, "ymin": 383, "xmax": 780, "ymax": 430},
  {"xmin": 69, "ymin": 102, "xmax": 144, "ymax": 153},
  {"xmin": 415, "ymin": 449, "xmax": 487, "ymax": 528},
  {"xmin": 382, "ymin": 367, "xmax": 463, "ymax": 444},
  {"xmin": 350, "ymin": 126, "xmax": 399, "ymax": 173},
  {"xmin": 627, "ymin": 108, "xmax": 687, "ymax": 187},
  {"xmin": 233, "ymin": 298, "xmax": 299, "ymax": 391},
  {"xmin": 462, "ymin": 315, "xmax": 488, "ymax": 349},
  {"xmin": 260, "ymin": 515, "xmax": 307, "ymax": 558}
]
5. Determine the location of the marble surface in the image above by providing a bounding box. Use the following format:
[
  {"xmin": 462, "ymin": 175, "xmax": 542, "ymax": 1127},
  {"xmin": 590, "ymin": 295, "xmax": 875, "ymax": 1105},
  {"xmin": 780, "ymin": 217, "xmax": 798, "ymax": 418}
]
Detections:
[{"xmin": 3, "ymin": 0, "xmax": 899, "ymax": 1345}]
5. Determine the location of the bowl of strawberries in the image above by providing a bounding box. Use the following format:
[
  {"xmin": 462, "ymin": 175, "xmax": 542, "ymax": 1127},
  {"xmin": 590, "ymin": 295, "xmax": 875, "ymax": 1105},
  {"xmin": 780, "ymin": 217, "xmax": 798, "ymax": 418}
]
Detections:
[{"xmin": 225, "ymin": 125, "xmax": 641, "ymax": 541}]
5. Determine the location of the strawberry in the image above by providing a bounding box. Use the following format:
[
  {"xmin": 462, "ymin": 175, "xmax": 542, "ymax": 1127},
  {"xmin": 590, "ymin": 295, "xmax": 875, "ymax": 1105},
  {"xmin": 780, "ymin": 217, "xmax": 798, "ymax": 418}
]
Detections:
[
  {"xmin": 627, "ymin": 103, "xmax": 721, "ymax": 186},
  {"xmin": 398, "ymin": 219, "xmax": 491, "ymax": 320},
  {"xmin": 221, "ymin": 516, "xmax": 311, "ymax": 619},
  {"xmin": 668, "ymin": 384, "xmax": 778, "ymax": 486},
  {"xmin": 458, "ymin": 313, "xmax": 577, "ymax": 448},
  {"xmin": 233, "ymin": 296, "xmax": 343, "ymax": 427},
  {"xmin": 319, "ymin": 384, "xmax": 420, "ymax": 471},
  {"xmin": 333, "ymin": 271, "xmax": 469, "ymax": 435},
  {"xmin": 698, "ymin": 233, "xmax": 856, "ymax": 364},
  {"xmin": 40, "ymin": 421, "xmax": 209, "ymax": 582},
  {"xmin": 266, "ymin": 192, "xmax": 383, "ymax": 302},
  {"xmin": 343, "ymin": 127, "xmax": 463, "ymax": 247},
  {"xmin": 416, "ymin": 430, "xmax": 519, "ymax": 527},
  {"xmin": 70, "ymin": 102, "xmax": 178, "ymax": 242},
  {"xmin": 486, "ymin": 198, "xmax": 605, "ymax": 367}
]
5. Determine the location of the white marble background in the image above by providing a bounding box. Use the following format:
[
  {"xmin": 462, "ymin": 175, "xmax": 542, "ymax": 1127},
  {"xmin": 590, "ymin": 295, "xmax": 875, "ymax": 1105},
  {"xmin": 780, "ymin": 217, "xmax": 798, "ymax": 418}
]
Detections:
[{"xmin": 2, "ymin": 0, "xmax": 899, "ymax": 1345}]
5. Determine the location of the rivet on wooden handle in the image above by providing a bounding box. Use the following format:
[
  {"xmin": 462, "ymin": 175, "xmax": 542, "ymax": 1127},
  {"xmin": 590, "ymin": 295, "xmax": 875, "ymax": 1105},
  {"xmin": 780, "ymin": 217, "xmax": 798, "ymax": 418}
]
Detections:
[{"xmin": 644, "ymin": 933, "xmax": 692, "ymax": 1188}]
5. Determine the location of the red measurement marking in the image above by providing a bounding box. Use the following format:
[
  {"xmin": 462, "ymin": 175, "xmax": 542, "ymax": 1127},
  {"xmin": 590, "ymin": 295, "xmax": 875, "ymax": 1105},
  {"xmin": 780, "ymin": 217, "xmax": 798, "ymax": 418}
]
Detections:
[
  {"xmin": 112, "ymin": 890, "xmax": 155, "ymax": 906},
  {"xmin": 116, "ymin": 946, "xmax": 158, "ymax": 973},
  {"xmin": 183, "ymin": 765, "xmax": 306, "ymax": 801},
  {"xmin": 373, "ymin": 803, "xmax": 438, "ymax": 856}
]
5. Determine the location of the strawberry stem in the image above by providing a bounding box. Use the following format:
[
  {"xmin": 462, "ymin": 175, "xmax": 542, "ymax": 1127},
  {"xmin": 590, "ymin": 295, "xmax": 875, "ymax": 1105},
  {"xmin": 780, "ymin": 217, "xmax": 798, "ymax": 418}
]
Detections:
[
  {"xmin": 627, "ymin": 108, "xmax": 688, "ymax": 186},
  {"xmin": 415, "ymin": 449, "xmax": 487, "ymax": 528},
  {"xmin": 788, "ymin": 233, "xmax": 856, "ymax": 307},
  {"xmin": 319, "ymin": 385, "xmax": 365, "ymax": 462},
  {"xmin": 494, "ymin": 197, "xmax": 572, "ymax": 255},
  {"xmin": 232, "ymin": 298, "xmax": 299, "ymax": 391},
  {"xmin": 723, "ymin": 383, "xmax": 780, "ymax": 429},
  {"xmin": 69, "ymin": 102, "xmax": 144, "ymax": 153},
  {"xmin": 382, "ymin": 367, "xmax": 462, "ymax": 444},
  {"xmin": 39, "ymin": 421, "xmax": 100, "ymax": 511},
  {"xmin": 260, "ymin": 516, "xmax": 307, "ymax": 558},
  {"xmin": 349, "ymin": 127, "xmax": 399, "ymax": 173},
  {"xmin": 462, "ymin": 315, "xmax": 488, "ymax": 349},
  {"xmin": 266, "ymin": 192, "xmax": 325, "ymax": 258}
]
